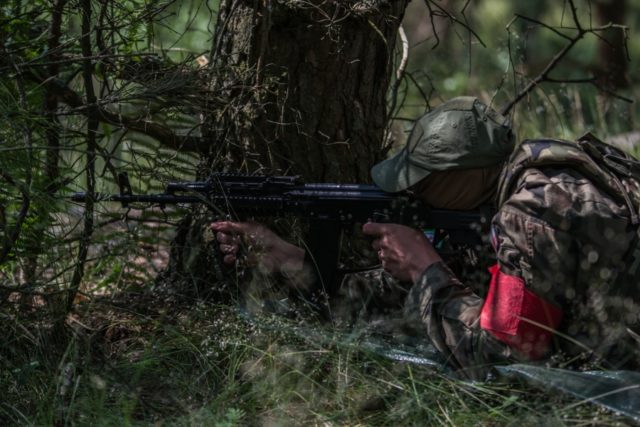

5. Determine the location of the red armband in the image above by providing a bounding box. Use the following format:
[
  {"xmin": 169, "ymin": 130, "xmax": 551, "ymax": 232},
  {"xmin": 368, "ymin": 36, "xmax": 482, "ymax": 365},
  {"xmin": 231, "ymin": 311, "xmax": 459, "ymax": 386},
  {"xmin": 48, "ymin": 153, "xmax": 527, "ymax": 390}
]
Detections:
[{"xmin": 480, "ymin": 264, "xmax": 563, "ymax": 360}]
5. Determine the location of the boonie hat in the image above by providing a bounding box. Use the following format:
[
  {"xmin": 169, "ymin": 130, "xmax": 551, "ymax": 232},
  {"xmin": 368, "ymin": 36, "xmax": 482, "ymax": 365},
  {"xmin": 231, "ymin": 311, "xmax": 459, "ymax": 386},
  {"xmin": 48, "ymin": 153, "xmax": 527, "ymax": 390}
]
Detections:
[{"xmin": 372, "ymin": 96, "xmax": 514, "ymax": 192}]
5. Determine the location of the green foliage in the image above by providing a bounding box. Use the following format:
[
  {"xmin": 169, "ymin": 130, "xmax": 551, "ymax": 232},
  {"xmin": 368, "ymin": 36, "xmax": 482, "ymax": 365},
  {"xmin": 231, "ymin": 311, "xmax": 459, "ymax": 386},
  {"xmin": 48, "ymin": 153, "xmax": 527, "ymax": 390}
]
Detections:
[
  {"xmin": 1, "ymin": 0, "xmax": 640, "ymax": 425},
  {"xmin": 0, "ymin": 0, "xmax": 201, "ymax": 313},
  {"xmin": 2, "ymin": 302, "xmax": 633, "ymax": 425},
  {"xmin": 396, "ymin": 1, "xmax": 639, "ymax": 145}
]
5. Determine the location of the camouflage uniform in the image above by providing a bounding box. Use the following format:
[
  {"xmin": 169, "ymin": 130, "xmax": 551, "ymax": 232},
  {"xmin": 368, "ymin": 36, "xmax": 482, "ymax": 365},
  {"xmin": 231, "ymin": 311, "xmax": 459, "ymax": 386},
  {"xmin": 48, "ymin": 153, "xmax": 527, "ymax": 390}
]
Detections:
[
  {"xmin": 403, "ymin": 135, "xmax": 640, "ymax": 379},
  {"xmin": 366, "ymin": 97, "xmax": 640, "ymax": 378}
]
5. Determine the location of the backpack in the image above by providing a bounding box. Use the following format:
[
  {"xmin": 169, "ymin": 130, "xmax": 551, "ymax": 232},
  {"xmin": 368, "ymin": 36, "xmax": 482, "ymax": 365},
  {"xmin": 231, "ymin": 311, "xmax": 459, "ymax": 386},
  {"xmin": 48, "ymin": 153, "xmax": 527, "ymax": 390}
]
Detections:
[{"xmin": 496, "ymin": 132, "xmax": 640, "ymax": 288}]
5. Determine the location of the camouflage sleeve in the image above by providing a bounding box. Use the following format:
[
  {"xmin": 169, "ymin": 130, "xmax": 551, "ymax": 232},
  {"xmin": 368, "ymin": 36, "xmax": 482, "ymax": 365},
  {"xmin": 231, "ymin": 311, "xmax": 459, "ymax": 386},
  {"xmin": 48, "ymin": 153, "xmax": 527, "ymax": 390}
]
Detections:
[
  {"xmin": 401, "ymin": 196, "xmax": 572, "ymax": 379},
  {"xmin": 403, "ymin": 262, "xmax": 515, "ymax": 380}
]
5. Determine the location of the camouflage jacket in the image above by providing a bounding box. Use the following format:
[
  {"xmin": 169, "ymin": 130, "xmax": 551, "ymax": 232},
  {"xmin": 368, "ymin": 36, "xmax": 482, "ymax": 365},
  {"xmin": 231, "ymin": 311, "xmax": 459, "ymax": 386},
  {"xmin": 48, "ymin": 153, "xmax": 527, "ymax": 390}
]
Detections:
[{"xmin": 404, "ymin": 136, "xmax": 640, "ymax": 379}]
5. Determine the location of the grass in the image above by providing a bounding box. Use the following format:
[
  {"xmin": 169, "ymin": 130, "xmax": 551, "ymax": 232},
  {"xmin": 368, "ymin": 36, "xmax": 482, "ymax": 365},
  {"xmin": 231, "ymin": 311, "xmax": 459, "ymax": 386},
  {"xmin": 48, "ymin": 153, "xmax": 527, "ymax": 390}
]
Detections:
[
  {"xmin": 2, "ymin": 81, "xmax": 639, "ymax": 426},
  {"xmin": 1, "ymin": 292, "xmax": 636, "ymax": 426}
]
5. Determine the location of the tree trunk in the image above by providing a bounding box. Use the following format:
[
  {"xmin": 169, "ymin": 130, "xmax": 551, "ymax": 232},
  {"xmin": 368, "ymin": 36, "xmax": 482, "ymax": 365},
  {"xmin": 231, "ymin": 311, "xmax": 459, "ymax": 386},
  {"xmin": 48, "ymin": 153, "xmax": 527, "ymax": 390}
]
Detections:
[
  {"xmin": 160, "ymin": 0, "xmax": 409, "ymax": 296},
  {"xmin": 595, "ymin": 0, "xmax": 628, "ymax": 90},
  {"xmin": 205, "ymin": 0, "xmax": 409, "ymax": 181}
]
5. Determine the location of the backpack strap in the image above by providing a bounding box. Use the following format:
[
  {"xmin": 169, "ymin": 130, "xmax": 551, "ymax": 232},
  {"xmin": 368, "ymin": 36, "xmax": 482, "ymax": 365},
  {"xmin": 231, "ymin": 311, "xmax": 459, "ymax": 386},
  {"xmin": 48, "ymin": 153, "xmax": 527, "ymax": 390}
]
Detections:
[
  {"xmin": 497, "ymin": 136, "xmax": 640, "ymax": 225},
  {"xmin": 497, "ymin": 133, "xmax": 640, "ymax": 291},
  {"xmin": 577, "ymin": 132, "xmax": 640, "ymax": 222}
]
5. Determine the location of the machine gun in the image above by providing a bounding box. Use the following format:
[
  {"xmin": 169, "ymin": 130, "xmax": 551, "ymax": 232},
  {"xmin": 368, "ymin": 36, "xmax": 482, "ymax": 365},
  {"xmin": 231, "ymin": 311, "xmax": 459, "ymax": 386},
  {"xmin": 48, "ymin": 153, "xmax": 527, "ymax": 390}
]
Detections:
[{"xmin": 71, "ymin": 172, "xmax": 491, "ymax": 296}]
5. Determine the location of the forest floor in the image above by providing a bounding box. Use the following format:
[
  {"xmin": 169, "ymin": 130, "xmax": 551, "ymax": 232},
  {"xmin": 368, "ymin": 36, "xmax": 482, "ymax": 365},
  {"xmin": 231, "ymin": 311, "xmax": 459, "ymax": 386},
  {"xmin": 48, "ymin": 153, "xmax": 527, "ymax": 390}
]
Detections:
[
  {"xmin": 1, "ymin": 222, "xmax": 637, "ymax": 427},
  {"xmin": 2, "ymin": 291, "xmax": 636, "ymax": 426}
]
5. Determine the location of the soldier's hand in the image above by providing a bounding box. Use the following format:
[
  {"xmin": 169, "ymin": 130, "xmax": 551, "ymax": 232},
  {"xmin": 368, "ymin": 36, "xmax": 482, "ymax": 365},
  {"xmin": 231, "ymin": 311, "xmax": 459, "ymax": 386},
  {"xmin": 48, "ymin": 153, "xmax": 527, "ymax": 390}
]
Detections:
[
  {"xmin": 362, "ymin": 222, "xmax": 442, "ymax": 283},
  {"xmin": 210, "ymin": 221, "xmax": 305, "ymax": 274}
]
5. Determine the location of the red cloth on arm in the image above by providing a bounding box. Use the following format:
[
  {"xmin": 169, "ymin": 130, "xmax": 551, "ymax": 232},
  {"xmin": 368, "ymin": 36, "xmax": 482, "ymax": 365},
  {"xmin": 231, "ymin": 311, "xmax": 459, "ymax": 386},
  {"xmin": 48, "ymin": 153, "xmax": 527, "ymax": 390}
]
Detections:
[{"xmin": 480, "ymin": 264, "xmax": 563, "ymax": 360}]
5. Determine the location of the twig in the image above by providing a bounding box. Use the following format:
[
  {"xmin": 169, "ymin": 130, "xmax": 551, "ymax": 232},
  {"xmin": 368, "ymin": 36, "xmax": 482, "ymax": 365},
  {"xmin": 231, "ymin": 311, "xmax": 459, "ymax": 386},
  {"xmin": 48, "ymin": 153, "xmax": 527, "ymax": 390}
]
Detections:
[
  {"xmin": 255, "ymin": 0, "xmax": 272, "ymax": 91},
  {"xmin": 423, "ymin": 0, "xmax": 440, "ymax": 49},
  {"xmin": 501, "ymin": 0, "xmax": 632, "ymax": 115},
  {"xmin": 567, "ymin": 0, "xmax": 582, "ymax": 33},
  {"xmin": 0, "ymin": 61, "xmax": 33, "ymax": 266},
  {"xmin": 0, "ymin": 171, "xmax": 30, "ymax": 265},
  {"xmin": 512, "ymin": 13, "xmax": 572, "ymax": 41},
  {"xmin": 26, "ymin": 73, "xmax": 205, "ymax": 152},
  {"xmin": 44, "ymin": 0, "xmax": 67, "ymax": 195},
  {"xmin": 387, "ymin": 25, "xmax": 409, "ymax": 124},
  {"xmin": 67, "ymin": 0, "xmax": 98, "ymax": 313},
  {"xmin": 424, "ymin": 0, "xmax": 486, "ymax": 49}
]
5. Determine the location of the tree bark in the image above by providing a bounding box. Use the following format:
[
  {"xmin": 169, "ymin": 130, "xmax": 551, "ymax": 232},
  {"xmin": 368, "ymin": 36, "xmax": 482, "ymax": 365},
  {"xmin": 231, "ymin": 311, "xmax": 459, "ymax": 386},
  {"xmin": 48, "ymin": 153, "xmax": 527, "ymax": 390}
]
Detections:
[
  {"xmin": 160, "ymin": 0, "xmax": 409, "ymax": 296},
  {"xmin": 594, "ymin": 0, "xmax": 628, "ymax": 90},
  {"xmin": 205, "ymin": 0, "xmax": 409, "ymax": 181}
]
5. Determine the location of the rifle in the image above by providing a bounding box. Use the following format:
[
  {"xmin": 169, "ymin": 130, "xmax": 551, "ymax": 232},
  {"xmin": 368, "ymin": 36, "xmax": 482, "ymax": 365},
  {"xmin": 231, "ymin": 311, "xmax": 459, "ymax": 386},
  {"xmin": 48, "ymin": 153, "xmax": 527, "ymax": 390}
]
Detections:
[{"xmin": 71, "ymin": 172, "xmax": 491, "ymax": 296}]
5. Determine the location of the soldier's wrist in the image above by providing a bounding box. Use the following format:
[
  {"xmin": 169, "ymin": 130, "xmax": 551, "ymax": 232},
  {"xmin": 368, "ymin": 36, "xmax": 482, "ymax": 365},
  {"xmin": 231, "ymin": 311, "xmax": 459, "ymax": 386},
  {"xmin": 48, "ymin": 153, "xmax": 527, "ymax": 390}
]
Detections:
[
  {"xmin": 409, "ymin": 256, "xmax": 443, "ymax": 284},
  {"xmin": 413, "ymin": 261, "xmax": 450, "ymax": 284}
]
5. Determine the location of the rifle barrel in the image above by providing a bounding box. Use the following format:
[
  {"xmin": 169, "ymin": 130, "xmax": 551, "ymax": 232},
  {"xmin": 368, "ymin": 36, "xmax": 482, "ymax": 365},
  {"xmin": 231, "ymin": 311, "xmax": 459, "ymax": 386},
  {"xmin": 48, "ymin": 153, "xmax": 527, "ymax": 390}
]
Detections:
[{"xmin": 70, "ymin": 193, "xmax": 206, "ymax": 204}]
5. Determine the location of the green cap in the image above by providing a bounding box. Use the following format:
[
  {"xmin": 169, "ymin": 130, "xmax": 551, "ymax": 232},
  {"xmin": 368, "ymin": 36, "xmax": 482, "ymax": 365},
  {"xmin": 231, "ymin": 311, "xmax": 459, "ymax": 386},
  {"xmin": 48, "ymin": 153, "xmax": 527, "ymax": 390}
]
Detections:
[{"xmin": 372, "ymin": 96, "xmax": 514, "ymax": 192}]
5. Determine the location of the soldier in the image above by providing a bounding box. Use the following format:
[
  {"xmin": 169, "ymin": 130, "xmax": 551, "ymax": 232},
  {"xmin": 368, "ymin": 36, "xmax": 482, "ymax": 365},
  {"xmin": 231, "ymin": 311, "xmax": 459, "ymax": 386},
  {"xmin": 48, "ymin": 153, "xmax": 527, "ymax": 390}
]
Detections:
[{"xmin": 212, "ymin": 97, "xmax": 640, "ymax": 379}]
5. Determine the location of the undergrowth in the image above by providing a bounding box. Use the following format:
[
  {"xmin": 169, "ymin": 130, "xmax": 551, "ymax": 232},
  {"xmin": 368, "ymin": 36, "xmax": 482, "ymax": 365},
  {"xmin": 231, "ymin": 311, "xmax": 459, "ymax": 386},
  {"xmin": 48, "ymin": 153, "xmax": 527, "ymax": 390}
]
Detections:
[
  {"xmin": 0, "ymin": 293, "xmax": 634, "ymax": 426},
  {"xmin": 1, "ymin": 1, "xmax": 639, "ymax": 425}
]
